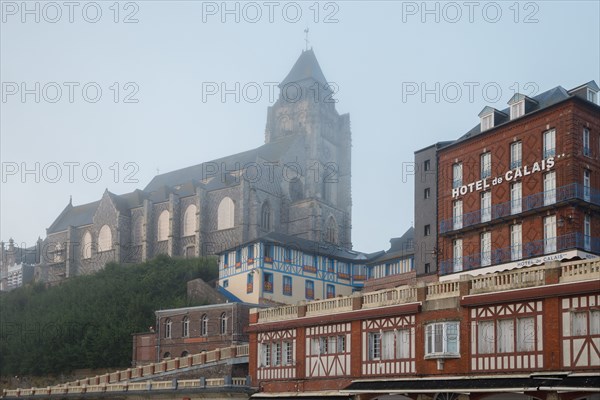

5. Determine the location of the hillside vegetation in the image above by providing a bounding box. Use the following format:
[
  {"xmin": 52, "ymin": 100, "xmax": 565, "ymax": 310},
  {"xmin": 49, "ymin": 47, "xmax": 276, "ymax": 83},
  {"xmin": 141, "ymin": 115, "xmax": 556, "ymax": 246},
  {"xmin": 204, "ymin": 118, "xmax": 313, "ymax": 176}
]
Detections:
[{"xmin": 0, "ymin": 255, "xmax": 218, "ymax": 376}]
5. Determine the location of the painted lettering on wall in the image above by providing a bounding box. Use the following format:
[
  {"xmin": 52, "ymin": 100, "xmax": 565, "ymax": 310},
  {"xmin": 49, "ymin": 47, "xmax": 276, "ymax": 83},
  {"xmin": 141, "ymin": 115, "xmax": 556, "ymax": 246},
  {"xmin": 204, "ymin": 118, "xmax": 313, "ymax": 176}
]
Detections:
[{"xmin": 451, "ymin": 157, "xmax": 555, "ymax": 199}]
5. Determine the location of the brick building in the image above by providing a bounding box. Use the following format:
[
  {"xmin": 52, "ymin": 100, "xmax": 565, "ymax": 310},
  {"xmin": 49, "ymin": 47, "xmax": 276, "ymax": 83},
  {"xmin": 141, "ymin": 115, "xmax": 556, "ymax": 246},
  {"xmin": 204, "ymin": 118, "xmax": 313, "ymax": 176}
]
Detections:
[
  {"xmin": 132, "ymin": 302, "xmax": 256, "ymax": 365},
  {"xmin": 247, "ymin": 258, "xmax": 600, "ymax": 399},
  {"xmin": 433, "ymin": 81, "xmax": 600, "ymax": 278}
]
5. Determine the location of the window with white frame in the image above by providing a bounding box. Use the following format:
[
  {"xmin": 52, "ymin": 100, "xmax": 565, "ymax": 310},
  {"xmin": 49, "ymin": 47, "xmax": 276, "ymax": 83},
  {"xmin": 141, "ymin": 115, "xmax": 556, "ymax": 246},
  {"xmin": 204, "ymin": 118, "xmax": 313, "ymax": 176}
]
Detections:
[
  {"xmin": 511, "ymin": 224, "xmax": 522, "ymax": 261},
  {"xmin": 497, "ymin": 319, "xmax": 515, "ymax": 353},
  {"xmin": 481, "ymin": 191, "xmax": 491, "ymax": 223},
  {"xmin": 182, "ymin": 205, "xmax": 197, "ymax": 237},
  {"xmin": 544, "ymin": 171, "xmax": 556, "ymax": 205},
  {"xmin": 583, "ymin": 128, "xmax": 591, "ymax": 157},
  {"xmin": 157, "ymin": 210, "xmax": 169, "ymax": 241},
  {"xmin": 481, "ymin": 232, "xmax": 491, "ymax": 267},
  {"xmin": 182, "ymin": 317, "xmax": 189, "ymax": 337},
  {"xmin": 453, "ymin": 239, "xmax": 463, "ymax": 272},
  {"xmin": 220, "ymin": 312, "xmax": 227, "ymax": 334},
  {"xmin": 584, "ymin": 169, "xmax": 591, "ymax": 202},
  {"xmin": 201, "ymin": 314, "xmax": 208, "ymax": 336},
  {"xmin": 217, "ymin": 197, "xmax": 235, "ymax": 230},
  {"xmin": 511, "ymin": 181, "xmax": 522, "ymax": 215},
  {"xmin": 510, "ymin": 101, "xmax": 525, "ymax": 119},
  {"xmin": 260, "ymin": 343, "xmax": 271, "ymax": 367},
  {"xmin": 510, "ymin": 141, "xmax": 522, "ymax": 169},
  {"xmin": 273, "ymin": 342, "xmax": 282, "ymax": 366},
  {"xmin": 481, "ymin": 114, "xmax": 493, "ymax": 131},
  {"xmin": 588, "ymin": 89, "xmax": 598, "ymax": 104},
  {"xmin": 452, "ymin": 163, "xmax": 463, "ymax": 188},
  {"xmin": 368, "ymin": 332, "xmax": 381, "ymax": 360},
  {"xmin": 571, "ymin": 310, "xmax": 600, "ymax": 336},
  {"xmin": 396, "ymin": 329, "xmax": 410, "ymax": 359},
  {"xmin": 477, "ymin": 320, "xmax": 494, "ymax": 354},
  {"xmin": 584, "ymin": 214, "xmax": 591, "ymax": 251},
  {"xmin": 543, "ymin": 129, "xmax": 556, "ymax": 158},
  {"xmin": 283, "ymin": 341, "xmax": 293, "ymax": 365},
  {"xmin": 164, "ymin": 318, "xmax": 172, "ymax": 339},
  {"xmin": 425, "ymin": 321, "xmax": 459, "ymax": 357},
  {"xmin": 453, "ymin": 200, "xmax": 463, "ymax": 230},
  {"xmin": 544, "ymin": 215, "xmax": 557, "ymax": 254},
  {"xmin": 516, "ymin": 317, "xmax": 535, "ymax": 352},
  {"xmin": 481, "ymin": 152, "xmax": 491, "ymax": 179}
]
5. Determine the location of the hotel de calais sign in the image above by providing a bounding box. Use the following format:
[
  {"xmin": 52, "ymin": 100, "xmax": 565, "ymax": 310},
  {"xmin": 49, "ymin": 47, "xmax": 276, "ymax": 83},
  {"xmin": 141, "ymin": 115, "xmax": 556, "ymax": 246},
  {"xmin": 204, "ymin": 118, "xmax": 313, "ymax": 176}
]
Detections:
[{"xmin": 451, "ymin": 157, "xmax": 556, "ymax": 199}]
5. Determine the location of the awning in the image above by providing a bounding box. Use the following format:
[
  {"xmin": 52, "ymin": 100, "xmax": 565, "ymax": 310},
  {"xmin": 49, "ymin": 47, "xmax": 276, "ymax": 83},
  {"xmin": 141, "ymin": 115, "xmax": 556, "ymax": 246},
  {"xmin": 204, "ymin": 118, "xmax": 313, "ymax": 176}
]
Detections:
[
  {"xmin": 341, "ymin": 375, "xmax": 600, "ymax": 394},
  {"xmin": 252, "ymin": 391, "xmax": 352, "ymax": 399}
]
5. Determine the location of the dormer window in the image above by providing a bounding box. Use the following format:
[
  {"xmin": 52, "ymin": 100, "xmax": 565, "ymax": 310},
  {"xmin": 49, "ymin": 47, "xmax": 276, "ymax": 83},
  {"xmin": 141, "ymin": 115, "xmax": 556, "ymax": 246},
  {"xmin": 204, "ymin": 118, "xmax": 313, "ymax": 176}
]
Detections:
[
  {"xmin": 588, "ymin": 89, "xmax": 598, "ymax": 104},
  {"xmin": 508, "ymin": 93, "xmax": 537, "ymax": 121},
  {"xmin": 481, "ymin": 114, "xmax": 493, "ymax": 131},
  {"xmin": 510, "ymin": 101, "xmax": 525, "ymax": 119}
]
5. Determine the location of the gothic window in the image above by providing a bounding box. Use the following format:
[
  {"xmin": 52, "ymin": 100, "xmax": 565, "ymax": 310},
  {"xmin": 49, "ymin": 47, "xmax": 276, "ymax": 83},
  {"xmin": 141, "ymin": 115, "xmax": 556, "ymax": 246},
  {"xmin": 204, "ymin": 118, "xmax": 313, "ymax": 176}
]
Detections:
[
  {"xmin": 218, "ymin": 197, "xmax": 235, "ymax": 230},
  {"xmin": 98, "ymin": 225, "xmax": 112, "ymax": 252},
  {"xmin": 82, "ymin": 231, "xmax": 92, "ymax": 259},
  {"xmin": 325, "ymin": 216, "xmax": 338, "ymax": 244},
  {"xmin": 220, "ymin": 312, "xmax": 227, "ymax": 334},
  {"xmin": 157, "ymin": 210, "xmax": 169, "ymax": 241},
  {"xmin": 260, "ymin": 202, "xmax": 271, "ymax": 231},
  {"xmin": 182, "ymin": 204, "xmax": 197, "ymax": 237},
  {"xmin": 201, "ymin": 314, "xmax": 208, "ymax": 336},
  {"xmin": 290, "ymin": 179, "xmax": 303, "ymax": 202},
  {"xmin": 182, "ymin": 317, "xmax": 189, "ymax": 338},
  {"xmin": 132, "ymin": 217, "xmax": 143, "ymax": 245}
]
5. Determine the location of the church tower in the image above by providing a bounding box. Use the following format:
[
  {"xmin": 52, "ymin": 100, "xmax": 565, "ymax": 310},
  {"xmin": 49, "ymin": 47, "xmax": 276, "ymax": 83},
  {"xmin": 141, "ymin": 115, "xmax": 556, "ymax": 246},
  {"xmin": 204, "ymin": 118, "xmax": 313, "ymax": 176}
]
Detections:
[{"xmin": 265, "ymin": 49, "xmax": 352, "ymax": 249}]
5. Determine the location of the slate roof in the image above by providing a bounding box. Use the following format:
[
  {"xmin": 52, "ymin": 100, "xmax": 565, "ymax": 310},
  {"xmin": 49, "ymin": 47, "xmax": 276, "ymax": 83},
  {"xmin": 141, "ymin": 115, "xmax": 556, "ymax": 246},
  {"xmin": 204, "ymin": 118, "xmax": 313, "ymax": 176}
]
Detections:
[
  {"xmin": 144, "ymin": 135, "xmax": 299, "ymax": 193},
  {"xmin": 221, "ymin": 231, "xmax": 375, "ymax": 263},
  {"xmin": 367, "ymin": 227, "xmax": 415, "ymax": 265},
  {"xmin": 47, "ymin": 200, "xmax": 100, "ymax": 234},
  {"xmin": 280, "ymin": 49, "xmax": 328, "ymax": 87},
  {"xmin": 456, "ymin": 85, "xmax": 572, "ymax": 144}
]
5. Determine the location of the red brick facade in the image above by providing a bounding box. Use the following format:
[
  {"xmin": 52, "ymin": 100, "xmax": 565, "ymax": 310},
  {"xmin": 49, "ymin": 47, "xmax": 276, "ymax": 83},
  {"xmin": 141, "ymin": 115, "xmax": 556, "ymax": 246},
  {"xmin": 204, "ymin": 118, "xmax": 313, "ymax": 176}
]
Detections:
[{"xmin": 437, "ymin": 97, "xmax": 600, "ymax": 276}]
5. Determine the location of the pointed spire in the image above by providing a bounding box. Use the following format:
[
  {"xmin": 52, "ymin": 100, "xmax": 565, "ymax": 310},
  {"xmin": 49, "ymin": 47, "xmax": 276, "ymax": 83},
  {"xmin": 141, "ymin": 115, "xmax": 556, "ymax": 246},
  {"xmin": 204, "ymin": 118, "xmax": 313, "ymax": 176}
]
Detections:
[{"xmin": 280, "ymin": 49, "xmax": 328, "ymax": 88}]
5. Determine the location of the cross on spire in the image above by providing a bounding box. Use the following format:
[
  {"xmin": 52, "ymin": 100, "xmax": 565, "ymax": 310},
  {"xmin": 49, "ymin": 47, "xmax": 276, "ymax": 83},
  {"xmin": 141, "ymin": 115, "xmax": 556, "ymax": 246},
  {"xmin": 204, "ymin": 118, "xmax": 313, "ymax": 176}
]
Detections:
[{"xmin": 304, "ymin": 27, "xmax": 310, "ymax": 51}]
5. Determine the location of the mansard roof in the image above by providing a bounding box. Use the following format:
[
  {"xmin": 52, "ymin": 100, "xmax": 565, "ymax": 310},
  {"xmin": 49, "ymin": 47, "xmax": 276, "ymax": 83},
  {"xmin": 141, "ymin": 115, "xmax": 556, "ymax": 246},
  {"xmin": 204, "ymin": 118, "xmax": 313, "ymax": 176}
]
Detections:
[
  {"xmin": 280, "ymin": 49, "xmax": 328, "ymax": 88},
  {"xmin": 47, "ymin": 200, "xmax": 100, "ymax": 234},
  {"xmin": 144, "ymin": 135, "xmax": 299, "ymax": 193},
  {"xmin": 456, "ymin": 84, "xmax": 572, "ymax": 144},
  {"xmin": 367, "ymin": 227, "xmax": 415, "ymax": 265},
  {"xmin": 222, "ymin": 231, "xmax": 373, "ymax": 263}
]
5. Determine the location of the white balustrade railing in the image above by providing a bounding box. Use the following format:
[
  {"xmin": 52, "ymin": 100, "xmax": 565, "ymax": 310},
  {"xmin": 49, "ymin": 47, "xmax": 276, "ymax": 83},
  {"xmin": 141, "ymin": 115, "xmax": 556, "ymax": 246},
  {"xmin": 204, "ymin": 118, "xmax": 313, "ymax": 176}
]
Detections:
[
  {"xmin": 561, "ymin": 259, "xmax": 600, "ymax": 283},
  {"xmin": 258, "ymin": 305, "xmax": 298, "ymax": 322},
  {"xmin": 306, "ymin": 296, "xmax": 353, "ymax": 316},
  {"xmin": 362, "ymin": 286, "xmax": 417, "ymax": 308},
  {"xmin": 426, "ymin": 281, "xmax": 459, "ymax": 300}
]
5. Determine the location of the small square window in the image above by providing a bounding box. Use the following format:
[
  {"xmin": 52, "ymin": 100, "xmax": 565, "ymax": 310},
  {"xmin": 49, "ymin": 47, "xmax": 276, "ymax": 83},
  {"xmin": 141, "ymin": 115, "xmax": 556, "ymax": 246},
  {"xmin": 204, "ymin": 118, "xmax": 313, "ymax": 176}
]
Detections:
[
  {"xmin": 424, "ymin": 263, "xmax": 431, "ymax": 273},
  {"xmin": 424, "ymin": 160, "xmax": 431, "ymax": 171}
]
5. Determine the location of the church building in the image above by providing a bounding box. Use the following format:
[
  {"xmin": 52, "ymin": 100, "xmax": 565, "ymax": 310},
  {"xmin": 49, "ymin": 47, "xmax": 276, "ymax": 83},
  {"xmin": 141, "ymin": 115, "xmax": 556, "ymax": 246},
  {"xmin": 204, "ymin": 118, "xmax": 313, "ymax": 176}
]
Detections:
[{"xmin": 36, "ymin": 49, "xmax": 353, "ymax": 284}]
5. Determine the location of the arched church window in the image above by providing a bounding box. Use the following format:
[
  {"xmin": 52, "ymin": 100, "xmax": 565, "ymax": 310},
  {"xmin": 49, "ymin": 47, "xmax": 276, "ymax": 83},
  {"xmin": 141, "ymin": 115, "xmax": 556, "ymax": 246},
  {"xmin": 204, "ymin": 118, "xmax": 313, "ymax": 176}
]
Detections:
[
  {"xmin": 325, "ymin": 217, "xmax": 338, "ymax": 244},
  {"xmin": 82, "ymin": 231, "xmax": 92, "ymax": 259},
  {"xmin": 290, "ymin": 179, "xmax": 303, "ymax": 202},
  {"xmin": 218, "ymin": 197, "xmax": 235, "ymax": 230},
  {"xmin": 182, "ymin": 204, "xmax": 197, "ymax": 237},
  {"xmin": 260, "ymin": 202, "xmax": 271, "ymax": 231},
  {"xmin": 157, "ymin": 210, "xmax": 169, "ymax": 241},
  {"xmin": 98, "ymin": 225, "xmax": 112, "ymax": 252}
]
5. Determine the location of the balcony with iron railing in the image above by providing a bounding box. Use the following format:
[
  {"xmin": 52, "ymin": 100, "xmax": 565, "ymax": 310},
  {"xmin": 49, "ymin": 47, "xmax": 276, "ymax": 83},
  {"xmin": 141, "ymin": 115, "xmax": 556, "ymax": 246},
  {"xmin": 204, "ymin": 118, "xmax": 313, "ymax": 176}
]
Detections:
[
  {"xmin": 440, "ymin": 183, "xmax": 600, "ymax": 234},
  {"xmin": 440, "ymin": 232, "xmax": 599, "ymax": 275}
]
